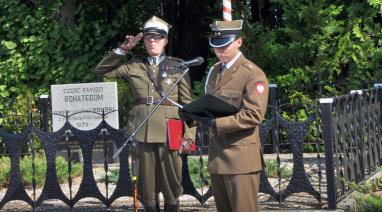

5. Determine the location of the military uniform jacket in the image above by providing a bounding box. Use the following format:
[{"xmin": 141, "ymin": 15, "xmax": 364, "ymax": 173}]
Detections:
[
  {"xmin": 205, "ymin": 54, "xmax": 268, "ymax": 174},
  {"xmin": 95, "ymin": 51, "xmax": 195, "ymax": 143}
]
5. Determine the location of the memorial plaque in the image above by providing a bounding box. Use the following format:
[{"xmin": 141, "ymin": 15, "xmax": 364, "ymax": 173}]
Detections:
[
  {"xmin": 51, "ymin": 82, "xmax": 119, "ymax": 131},
  {"xmin": 51, "ymin": 82, "xmax": 119, "ymax": 163}
]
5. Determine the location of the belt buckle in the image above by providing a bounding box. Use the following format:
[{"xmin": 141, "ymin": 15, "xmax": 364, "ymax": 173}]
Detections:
[{"xmin": 147, "ymin": 96, "xmax": 154, "ymax": 106}]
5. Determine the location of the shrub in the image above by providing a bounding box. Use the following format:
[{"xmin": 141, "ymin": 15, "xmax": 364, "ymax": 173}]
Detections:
[
  {"xmin": 0, "ymin": 156, "xmax": 10, "ymax": 187},
  {"xmin": 356, "ymin": 194, "xmax": 382, "ymax": 212},
  {"xmin": 98, "ymin": 169, "xmax": 119, "ymax": 184},
  {"xmin": 342, "ymin": 168, "xmax": 382, "ymax": 194},
  {"xmin": 264, "ymin": 160, "xmax": 292, "ymax": 178},
  {"xmin": 55, "ymin": 156, "xmax": 83, "ymax": 184},
  {"xmin": 20, "ymin": 155, "xmax": 47, "ymax": 187},
  {"xmin": 187, "ymin": 157, "xmax": 210, "ymax": 188}
]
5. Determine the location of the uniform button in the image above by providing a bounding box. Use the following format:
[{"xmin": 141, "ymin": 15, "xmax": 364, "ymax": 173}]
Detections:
[
  {"xmin": 151, "ymin": 83, "xmax": 154, "ymax": 85},
  {"xmin": 242, "ymin": 141, "xmax": 247, "ymax": 144},
  {"xmin": 152, "ymin": 90, "xmax": 155, "ymax": 92}
]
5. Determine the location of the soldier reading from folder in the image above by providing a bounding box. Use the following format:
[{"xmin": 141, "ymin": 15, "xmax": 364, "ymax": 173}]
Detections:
[
  {"xmin": 95, "ymin": 16, "xmax": 195, "ymax": 212},
  {"xmin": 182, "ymin": 20, "xmax": 269, "ymax": 212}
]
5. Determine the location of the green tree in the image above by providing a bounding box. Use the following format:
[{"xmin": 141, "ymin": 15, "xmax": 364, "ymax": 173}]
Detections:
[{"xmin": 238, "ymin": 0, "xmax": 382, "ymax": 106}]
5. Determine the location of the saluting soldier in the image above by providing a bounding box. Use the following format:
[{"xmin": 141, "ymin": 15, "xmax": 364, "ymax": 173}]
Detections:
[
  {"xmin": 183, "ymin": 20, "xmax": 269, "ymax": 212},
  {"xmin": 95, "ymin": 16, "xmax": 195, "ymax": 212}
]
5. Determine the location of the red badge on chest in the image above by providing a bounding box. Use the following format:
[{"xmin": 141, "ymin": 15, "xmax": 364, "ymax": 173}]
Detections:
[{"xmin": 256, "ymin": 82, "xmax": 265, "ymax": 94}]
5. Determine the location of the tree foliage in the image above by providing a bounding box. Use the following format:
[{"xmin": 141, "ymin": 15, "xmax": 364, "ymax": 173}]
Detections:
[
  {"xmin": 240, "ymin": 0, "xmax": 382, "ymax": 105},
  {"xmin": 1, "ymin": 0, "xmax": 382, "ymax": 126},
  {"xmin": 0, "ymin": 0, "xmax": 154, "ymax": 127}
]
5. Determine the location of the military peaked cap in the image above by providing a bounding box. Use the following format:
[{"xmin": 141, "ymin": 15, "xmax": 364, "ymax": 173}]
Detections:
[
  {"xmin": 209, "ymin": 20, "xmax": 243, "ymax": 48},
  {"xmin": 143, "ymin": 16, "xmax": 171, "ymax": 37}
]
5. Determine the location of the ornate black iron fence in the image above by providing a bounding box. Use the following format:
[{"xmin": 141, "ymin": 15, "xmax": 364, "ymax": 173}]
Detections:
[
  {"xmin": 320, "ymin": 87, "xmax": 382, "ymax": 209},
  {"xmin": 0, "ymin": 92, "xmax": 325, "ymax": 208}
]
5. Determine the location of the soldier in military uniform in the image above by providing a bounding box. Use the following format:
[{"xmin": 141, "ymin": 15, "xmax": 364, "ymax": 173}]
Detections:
[
  {"xmin": 95, "ymin": 16, "xmax": 195, "ymax": 212},
  {"xmin": 182, "ymin": 20, "xmax": 269, "ymax": 212}
]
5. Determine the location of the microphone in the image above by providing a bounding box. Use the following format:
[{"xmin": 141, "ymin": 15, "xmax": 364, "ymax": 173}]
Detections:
[{"xmin": 177, "ymin": 57, "xmax": 204, "ymax": 69}]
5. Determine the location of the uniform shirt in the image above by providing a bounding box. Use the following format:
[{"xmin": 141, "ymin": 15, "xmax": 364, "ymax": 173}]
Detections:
[{"xmin": 95, "ymin": 51, "xmax": 195, "ymax": 143}]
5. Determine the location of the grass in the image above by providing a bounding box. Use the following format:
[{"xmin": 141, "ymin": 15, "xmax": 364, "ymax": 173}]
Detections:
[
  {"xmin": 0, "ymin": 155, "xmax": 82, "ymax": 187},
  {"xmin": 342, "ymin": 167, "xmax": 382, "ymax": 211},
  {"xmin": 356, "ymin": 194, "xmax": 382, "ymax": 212}
]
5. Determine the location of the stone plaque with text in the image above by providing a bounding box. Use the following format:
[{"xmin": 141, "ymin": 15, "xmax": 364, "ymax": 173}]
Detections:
[{"xmin": 51, "ymin": 82, "xmax": 119, "ymax": 131}]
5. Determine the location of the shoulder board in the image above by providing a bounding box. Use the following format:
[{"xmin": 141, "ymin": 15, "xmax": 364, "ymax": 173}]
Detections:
[
  {"xmin": 242, "ymin": 63, "xmax": 257, "ymax": 71},
  {"xmin": 165, "ymin": 56, "xmax": 184, "ymax": 68},
  {"xmin": 212, "ymin": 61, "xmax": 222, "ymax": 69},
  {"xmin": 167, "ymin": 56, "xmax": 184, "ymax": 63}
]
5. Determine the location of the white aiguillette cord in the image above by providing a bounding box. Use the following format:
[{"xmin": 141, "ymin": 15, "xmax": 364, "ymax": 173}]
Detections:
[{"xmin": 166, "ymin": 98, "xmax": 184, "ymax": 109}]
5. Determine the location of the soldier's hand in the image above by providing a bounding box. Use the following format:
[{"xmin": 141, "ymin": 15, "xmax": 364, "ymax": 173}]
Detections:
[
  {"xmin": 179, "ymin": 110, "xmax": 216, "ymax": 129},
  {"xmin": 179, "ymin": 110, "xmax": 193, "ymax": 122},
  {"xmin": 179, "ymin": 139, "xmax": 193, "ymax": 155},
  {"xmin": 120, "ymin": 33, "xmax": 143, "ymax": 51},
  {"xmin": 127, "ymin": 142, "xmax": 137, "ymax": 154}
]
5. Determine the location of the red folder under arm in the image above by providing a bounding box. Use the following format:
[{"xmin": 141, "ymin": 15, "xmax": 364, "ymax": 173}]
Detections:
[{"xmin": 167, "ymin": 119, "xmax": 196, "ymax": 151}]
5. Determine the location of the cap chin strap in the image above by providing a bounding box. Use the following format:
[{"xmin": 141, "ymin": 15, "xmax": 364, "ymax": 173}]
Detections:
[
  {"xmin": 209, "ymin": 37, "xmax": 235, "ymax": 48},
  {"xmin": 144, "ymin": 27, "xmax": 168, "ymax": 36}
]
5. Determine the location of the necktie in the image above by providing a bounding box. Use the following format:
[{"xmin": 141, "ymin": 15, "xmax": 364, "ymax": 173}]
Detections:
[
  {"xmin": 216, "ymin": 64, "xmax": 226, "ymax": 85},
  {"xmin": 153, "ymin": 57, "xmax": 157, "ymax": 65},
  {"xmin": 221, "ymin": 63, "xmax": 227, "ymax": 75}
]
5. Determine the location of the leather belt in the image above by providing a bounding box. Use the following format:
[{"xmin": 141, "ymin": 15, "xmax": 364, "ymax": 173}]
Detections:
[{"xmin": 135, "ymin": 96, "xmax": 176, "ymax": 106}]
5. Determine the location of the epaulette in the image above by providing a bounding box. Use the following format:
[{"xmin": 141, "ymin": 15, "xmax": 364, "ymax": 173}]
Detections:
[
  {"xmin": 242, "ymin": 62, "xmax": 257, "ymax": 71},
  {"xmin": 212, "ymin": 61, "xmax": 222, "ymax": 69},
  {"xmin": 163, "ymin": 56, "xmax": 183, "ymax": 74},
  {"xmin": 167, "ymin": 56, "xmax": 184, "ymax": 63}
]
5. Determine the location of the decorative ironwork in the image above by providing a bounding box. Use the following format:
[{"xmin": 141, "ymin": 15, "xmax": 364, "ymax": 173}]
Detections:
[
  {"xmin": 277, "ymin": 113, "xmax": 320, "ymax": 202},
  {"xmin": 34, "ymin": 126, "xmax": 71, "ymax": 207},
  {"xmin": 0, "ymin": 93, "xmax": 344, "ymax": 208},
  {"xmin": 320, "ymin": 87, "xmax": 382, "ymax": 209},
  {"xmin": 0, "ymin": 128, "xmax": 34, "ymax": 209}
]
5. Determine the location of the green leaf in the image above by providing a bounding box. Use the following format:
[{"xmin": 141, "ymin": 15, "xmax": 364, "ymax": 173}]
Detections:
[{"xmin": 3, "ymin": 41, "xmax": 17, "ymax": 49}]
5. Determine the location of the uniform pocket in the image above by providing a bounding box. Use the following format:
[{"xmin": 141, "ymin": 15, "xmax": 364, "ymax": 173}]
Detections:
[
  {"xmin": 220, "ymin": 89, "xmax": 242, "ymax": 97},
  {"xmin": 220, "ymin": 89, "xmax": 243, "ymax": 107},
  {"xmin": 222, "ymin": 128, "xmax": 257, "ymax": 146}
]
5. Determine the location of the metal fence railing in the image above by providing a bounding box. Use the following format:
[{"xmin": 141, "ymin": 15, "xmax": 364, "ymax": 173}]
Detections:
[
  {"xmin": 1, "ymin": 87, "xmax": 379, "ymax": 209},
  {"xmin": 320, "ymin": 87, "xmax": 382, "ymax": 209}
]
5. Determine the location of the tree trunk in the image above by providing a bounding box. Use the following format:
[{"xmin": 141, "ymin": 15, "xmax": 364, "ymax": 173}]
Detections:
[
  {"xmin": 251, "ymin": 0, "xmax": 262, "ymax": 23},
  {"xmin": 60, "ymin": 0, "xmax": 75, "ymax": 26},
  {"xmin": 163, "ymin": 0, "xmax": 217, "ymax": 83},
  {"xmin": 162, "ymin": 0, "xmax": 179, "ymax": 56}
]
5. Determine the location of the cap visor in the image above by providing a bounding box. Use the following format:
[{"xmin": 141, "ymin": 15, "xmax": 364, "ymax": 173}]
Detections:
[
  {"xmin": 144, "ymin": 29, "xmax": 167, "ymax": 36},
  {"xmin": 209, "ymin": 37, "xmax": 235, "ymax": 48}
]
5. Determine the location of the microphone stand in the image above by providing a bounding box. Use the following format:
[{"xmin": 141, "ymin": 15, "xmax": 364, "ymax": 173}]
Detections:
[
  {"xmin": 112, "ymin": 67, "xmax": 190, "ymax": 211},
  {"xmin": 131, "ymin": 146, "xmax": 138, "ymax": 212},
  {"xmin": 197, "ymin": 123, "xmax": 205, "ymax": 205},
  {"xmin": 112, "ymin": 66, "xmax": 190, "ymax": 158}
]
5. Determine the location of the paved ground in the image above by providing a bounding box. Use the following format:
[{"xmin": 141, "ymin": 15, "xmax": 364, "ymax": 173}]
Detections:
[{"xmin": 0, "ymin": 196, "xmax": 332, "ymax": 211}]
